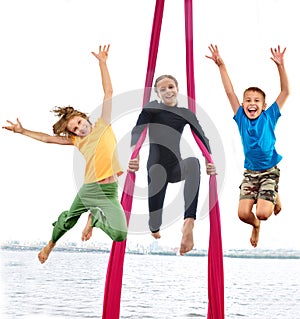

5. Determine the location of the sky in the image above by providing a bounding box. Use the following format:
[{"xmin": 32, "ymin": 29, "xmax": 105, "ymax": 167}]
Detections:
[{"xmin": 1, "ymin": 0, "xmax": 300, "ymax": 253}]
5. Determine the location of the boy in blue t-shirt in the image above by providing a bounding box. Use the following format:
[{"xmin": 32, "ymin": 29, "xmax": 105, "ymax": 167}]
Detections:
[{"xmin": 206, "ymin": 44, "xmax": 289, "ymax": 247}]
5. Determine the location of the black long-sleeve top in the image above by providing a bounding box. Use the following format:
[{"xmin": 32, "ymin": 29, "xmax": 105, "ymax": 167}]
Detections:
[{"xmin": 131, "ymin": 101, "xmax": 211, "ymax": 168}]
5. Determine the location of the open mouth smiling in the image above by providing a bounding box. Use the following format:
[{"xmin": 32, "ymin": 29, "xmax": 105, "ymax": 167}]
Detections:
[{"xmin": 247, "ymin": 106, "xmax": 258, "ymax": 116}]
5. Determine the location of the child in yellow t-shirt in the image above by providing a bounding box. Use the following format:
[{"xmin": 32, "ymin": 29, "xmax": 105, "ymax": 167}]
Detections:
[{"xmin": 2, "ymin": 44, "xmax": 127, "ymax": 264}]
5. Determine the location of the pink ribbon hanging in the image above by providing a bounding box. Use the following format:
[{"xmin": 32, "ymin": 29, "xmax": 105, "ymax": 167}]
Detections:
[
  {"xmin": 102, "ymin": 1, "xmax": 165, "ymax": 318},
  {"xmin": 184, "ymin": 1, "xmax": 224, "ymax": 318}
]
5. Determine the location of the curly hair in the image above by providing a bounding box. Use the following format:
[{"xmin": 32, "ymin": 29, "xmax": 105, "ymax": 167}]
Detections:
[{"xmin": 51, "ymin": 106, "xmax": 90, "ymax": 137}]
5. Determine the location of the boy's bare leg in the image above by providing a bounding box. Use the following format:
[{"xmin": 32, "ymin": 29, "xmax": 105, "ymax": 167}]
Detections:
[
  {"xmin": 238, "ymin": 199, "xmax": 261, "ymax": 248},
  {"xmin": 151, "ymin": 231, "xmax": 161, "ymax": 239},
  {"xmin": 38, "ymin": 240, "xmax": 56, "ymax": 264},
  {"xmin": 274, "ymin": 194, "xmax": 282, "ymax": 215},
  {"xmin": 180, "ymin": 218, "xmax": 194, "ymax": 256},
  {"xmin": 82, "ymin": 213, "xmax": 93, "ymax": 241},
  {"xmin": 250, "ymin": 219, "xmax": 261, "ymax": 248}
]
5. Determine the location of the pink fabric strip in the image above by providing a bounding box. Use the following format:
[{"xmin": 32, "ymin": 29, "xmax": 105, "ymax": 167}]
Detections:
[
  {"xmin": 184, "ymin": 1, "xmax": 225, "ymax": 318},
  {"xmin": 102, "ymin": 1, "xmax": 224, "ymax": 318},
  {"xmin": 101, "ymin": 1, "xmax": 165, "ymax": 318}
]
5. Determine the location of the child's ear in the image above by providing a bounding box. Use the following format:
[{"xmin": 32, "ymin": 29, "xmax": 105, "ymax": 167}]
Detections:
[{"xmin": 263, "ymin": 103, "xmax": 267, "ymax": 110}]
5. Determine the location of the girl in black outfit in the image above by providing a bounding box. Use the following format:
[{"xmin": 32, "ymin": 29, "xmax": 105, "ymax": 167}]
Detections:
[{"xmin": 128, "ymin": 75, "xmax": 216, "ymax": 255}]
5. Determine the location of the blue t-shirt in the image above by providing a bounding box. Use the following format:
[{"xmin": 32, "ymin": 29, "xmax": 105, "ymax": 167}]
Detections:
[{"xmin": 233, "ymin": 102, "xmax": 282, "ymax": 170}]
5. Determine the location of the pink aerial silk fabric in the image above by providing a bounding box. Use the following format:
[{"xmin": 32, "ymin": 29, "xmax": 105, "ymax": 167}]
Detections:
[
  {"xmin": 102, "ymin": 0, "xmax": 224, "ymax": 318},
  {"xmin": 101, "ymin": 1, "xmax": 165, "ymax": 318},
  {"xmin": 184, "ymin": 1, "xmax": 224, "ymax": 318}
]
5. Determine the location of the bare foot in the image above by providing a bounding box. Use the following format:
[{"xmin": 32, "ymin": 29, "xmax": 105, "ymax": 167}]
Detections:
[
  {"xmin": 151, "ymin": 231, "xmax": 161, "ymax": 239},
  {"xmin": 180, "ymin": 218, "xmax": 194, "ymax": 256},
  {"xmin": 250, "ymin": 220, "xmax": 260, "ymax": 248},
  {"xmin": 82, "ymin": 213, "xmax": 93, "ymax": 241},
  {"xmin": 274, "ymin": 195, "xmax": 282, "ymax": 215},
  {"xmin": 38, "ymin": 241, "xmax": 56, "ymax": 264}
]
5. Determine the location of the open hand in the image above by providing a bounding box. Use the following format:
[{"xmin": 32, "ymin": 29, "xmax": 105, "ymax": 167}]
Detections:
[
  {"xmin": 2, "ymin": 118, "xmax": 24, "ymax": 134},
  {"xmin": 92, "ymin": 44, "xmax": 110, "ymax": 63},
  {"xmin": 205, "ymin": 44, "xmax": 223, "ymax": 67},
  {"xmin": 270, "ymin": 45, "xmax": 286, "ymax": 66}
]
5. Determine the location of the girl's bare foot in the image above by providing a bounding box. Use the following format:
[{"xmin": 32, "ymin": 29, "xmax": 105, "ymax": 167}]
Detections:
[
  {"xmin": 38, "ymin": 241, "xmax": 56, "ymax": 264},
  {"xmin": 180, "ymin": 218, "xmax": 194, "ymax": 256},
  {"xmin": 151, "ymin": 231, "xmax": 161, "ymax": 239},
  {"xmin": 82, "ymin": 213, "xmax": 93, "ymax": 241},
  {"xmin": 274, "ymin": 195, "xmax": 282, "ymax": 215},
  {"xmin": 250, "ymin": 220, "xmax": 260, "ymax": 248}
]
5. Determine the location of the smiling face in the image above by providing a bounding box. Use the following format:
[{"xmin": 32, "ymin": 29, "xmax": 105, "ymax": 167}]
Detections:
[
  {"xmin": 242, "ymin": 89, "xmax": 266, "ymax": 119},
  {"xmin": 67, "ymin": 116, "xmax": 92, "ymax": 137},
  {"xmin": 155, "ymin": 76, "xmax": 178, "ymax": 107}
]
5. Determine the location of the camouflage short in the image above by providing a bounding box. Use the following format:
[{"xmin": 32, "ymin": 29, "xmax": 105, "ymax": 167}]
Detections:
[{"xmin": 239, "ymin": 166, "xmax": 280, "ymax": 204}]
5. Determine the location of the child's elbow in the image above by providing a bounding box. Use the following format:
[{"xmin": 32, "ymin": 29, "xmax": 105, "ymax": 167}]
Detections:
[
  {"xmin": 41, "ymin": 136, "xmax": 52, "ymax": 143},
  {"xmin": 286, "ymin": 87, "xmax": 291, "ymax": 97},
  {"xmin": 104, "ymin": 88, "xmax": 113, "ymax": 98}
]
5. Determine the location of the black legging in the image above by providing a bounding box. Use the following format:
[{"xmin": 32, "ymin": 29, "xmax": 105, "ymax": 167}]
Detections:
[{"xmin": 147, "ymin": 157, "xmax": 200, "ymax": 232}]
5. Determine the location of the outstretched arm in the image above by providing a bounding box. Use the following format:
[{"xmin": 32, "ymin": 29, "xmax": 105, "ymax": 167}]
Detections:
[
  {"xmin": 92, "ymin": 44, "xmax": 113, "ymax": 124},
  {"xmin": 270, "ymin": 45, "xmax": 290, "ymax": 109},
  {"xmin": 206, "ymin": 44, "xmax": 240, "ymax": 114},
  {"xmin": 2, "ymin": 118, "xmax": 73, "ymax": 145}
]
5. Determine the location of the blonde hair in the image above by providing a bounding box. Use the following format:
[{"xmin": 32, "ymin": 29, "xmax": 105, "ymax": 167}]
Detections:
[{"xmin": 52, "ymin": 106, "xmax": 90, "ymax": 137}]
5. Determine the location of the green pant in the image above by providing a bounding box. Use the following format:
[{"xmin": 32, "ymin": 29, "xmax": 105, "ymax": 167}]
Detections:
[{"xmin": 51, "ymin": 182, "xmax": 127, "ymax": 243}]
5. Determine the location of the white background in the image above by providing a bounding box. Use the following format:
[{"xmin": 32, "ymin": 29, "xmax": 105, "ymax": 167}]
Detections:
[{"xmin": 1, "ymin": 0, "xmax": 299, "ymax": 251}]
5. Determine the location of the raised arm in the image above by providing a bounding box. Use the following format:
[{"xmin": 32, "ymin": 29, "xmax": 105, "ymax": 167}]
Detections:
[
  {"xmin": 92, "ymin": 44, "xmax": 113, "ymax": 124},
  {"xmin": 206, "ymin": 44, "xmax": 240, "ymax": 114},
  {"xmin": 2, "ymin": 118, "xmax": 73, "ymax": 145},
  {"xmin": 270, "ymin": 45, "xmax": 290, "ymax": 109}
]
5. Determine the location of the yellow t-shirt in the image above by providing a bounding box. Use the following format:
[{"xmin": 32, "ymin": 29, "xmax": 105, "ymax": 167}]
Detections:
[{"xmin": 73, "ymin": 118, "xmax": 123, "ymax": 184}]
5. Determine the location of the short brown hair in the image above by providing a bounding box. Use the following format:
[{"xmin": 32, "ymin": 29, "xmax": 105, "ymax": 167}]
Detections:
[{"xmin": 243, "ymin": 87, "xmax": 266, "ymax": 101}]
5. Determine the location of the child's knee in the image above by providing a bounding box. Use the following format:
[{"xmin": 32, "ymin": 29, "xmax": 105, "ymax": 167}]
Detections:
[
  {"xmin": 110, "ymin": 229, "xmax": 127, "ymax": 242},
  {"xmin": 238, "ymin": 209, "xmax": 251, "ymax": 222},
  {"xmin": 256, "ymin": 199, "xmax": 274, "ymax": 220},
  {"xmin": 107, "ymin": 227, "xmax": 128, "ymax": 241},
  {"xmin": 184, "ymin": 157, "xmax": 200, "ymax": 176},
  {"xmin": 238, "ymin": 199, "xmax": 255, "ymax": 221},
  {"xmin": 256, "ymin": 209, "xmax": 271, "ymax": 221},
  {"xmin": 238, "ymin": 211, "xmax": 248, "ymax": 222},
  {"xmin": 187, "ymin": 157, "xmax": 200, "ymax": 170}
]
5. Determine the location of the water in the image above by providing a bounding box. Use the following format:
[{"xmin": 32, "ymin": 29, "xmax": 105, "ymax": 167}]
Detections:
[{"xmin": 1, "ymin": 248, "xmax": 300, "ymax": 318}]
